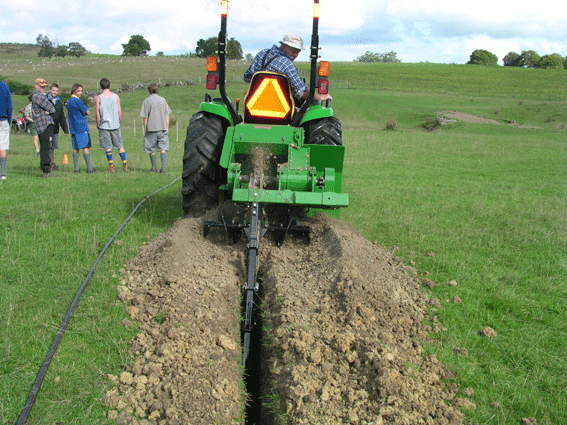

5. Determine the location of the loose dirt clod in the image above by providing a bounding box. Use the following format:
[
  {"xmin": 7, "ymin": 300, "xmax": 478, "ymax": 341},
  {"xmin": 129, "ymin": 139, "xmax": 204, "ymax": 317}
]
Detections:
[
  {"xmin": 479, "ymin": 326, "xmax": 497, "ymax": 338},
  {"xmin": 106, "ymin": 213, "xmax": 464, "ymax": 424}
]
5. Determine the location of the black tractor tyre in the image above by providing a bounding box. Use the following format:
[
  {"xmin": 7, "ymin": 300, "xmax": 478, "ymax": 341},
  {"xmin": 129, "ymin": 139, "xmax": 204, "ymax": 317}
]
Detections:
[
  {"xmin": 304, "ymin": 116, "xmax": 343, "ymax": 146},
  {"xmin": 182, "ymin": 112, "xmax": 226, "ymax": 217}
]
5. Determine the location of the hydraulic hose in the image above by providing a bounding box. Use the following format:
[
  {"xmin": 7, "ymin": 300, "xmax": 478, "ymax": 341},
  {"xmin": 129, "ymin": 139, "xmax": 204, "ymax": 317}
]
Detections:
[{"xmin": 16, "ymin": 177, "xmax": 180, "ymax": 425}]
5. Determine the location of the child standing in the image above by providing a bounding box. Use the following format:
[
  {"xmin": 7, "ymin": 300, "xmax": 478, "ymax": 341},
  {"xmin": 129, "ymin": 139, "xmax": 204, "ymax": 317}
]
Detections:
[
  {"xmin": 66, "ymin": 83, "xmax": 96, "ymax": 173},
  {"xmin": 24, "ymin": 95, "xmax": 39, "ymax": 156}
]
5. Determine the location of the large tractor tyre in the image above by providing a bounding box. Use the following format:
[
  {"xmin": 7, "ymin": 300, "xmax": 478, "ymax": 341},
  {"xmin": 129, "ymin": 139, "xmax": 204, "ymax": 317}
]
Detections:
[
  {"xmin": 182, "ymin": 112, "xmax": 226, "ymax": 217},
  {"xmin": 304, "ymin": 116, "xmax": 343, "ymax": 146}
]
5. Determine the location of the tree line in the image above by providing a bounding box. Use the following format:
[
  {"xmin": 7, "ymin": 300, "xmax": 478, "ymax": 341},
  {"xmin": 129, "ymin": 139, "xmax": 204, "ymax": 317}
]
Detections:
[
  {"xmin": 354, "ymin": 51, "xmax": 401, "ymax": 63},
  {"xmin": 36, "ymin": 34, "xmax": 87, "ymax": 59},
  {"xmin": 468, "ymin": 49, "xmax": 567, "ymax": 69},
  {"xmin": 121, "ymin": 35, "xmax": 244, "ymax": 59},
  {"xmin": 33, "ymin": 34, "xmax": 244, "ymax": 59}
]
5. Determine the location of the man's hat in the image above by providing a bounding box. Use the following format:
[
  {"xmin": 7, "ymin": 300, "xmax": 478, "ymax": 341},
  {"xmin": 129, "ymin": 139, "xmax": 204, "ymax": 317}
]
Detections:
[
  {"xmin": 34, "ymin": 78, "xmax": 48, "ymax": 87},
  {"xmin": 280, "ymin": 34, "xmax": 304, "ymax": 51}
]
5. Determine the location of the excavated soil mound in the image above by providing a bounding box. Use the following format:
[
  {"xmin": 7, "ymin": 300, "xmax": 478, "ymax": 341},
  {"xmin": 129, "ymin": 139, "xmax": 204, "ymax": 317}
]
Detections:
[{"xmin": 104, "ymin": 213, "xmax": 465, "ymax": 425}]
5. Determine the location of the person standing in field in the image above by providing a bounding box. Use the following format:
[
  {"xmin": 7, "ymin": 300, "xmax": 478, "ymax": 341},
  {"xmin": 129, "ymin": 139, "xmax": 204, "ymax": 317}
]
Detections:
[
  {"xmin": 140, "ymin": 82, "xmax": 171, "ymax": 173},
  {"xmin": 24, "ymin": 95, "xmax": 40, "ymax": 156},
  {"xmin": 47, "ymin": 83, "xmax": 69, "ymax": 171},
  {"xmin": 95, "ymin": 78, "xmax": 129, "ymax": 173},
  {"xmin": 67, "ymin": 83, "xmax": 96, "ymax": 174},
  {"xmin": 0, "ymin": 79, "xmax": 12, "ymax": 180},
  {"xmin": 31, "ymin": 78, "xmax": 56, "ymax": 177}
]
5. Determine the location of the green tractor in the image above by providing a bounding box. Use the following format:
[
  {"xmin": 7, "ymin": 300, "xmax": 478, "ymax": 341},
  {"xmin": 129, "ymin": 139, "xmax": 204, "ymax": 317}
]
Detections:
[{"xmin": 181, "ymin": 0, "xmax": 348, "ymax": 367}]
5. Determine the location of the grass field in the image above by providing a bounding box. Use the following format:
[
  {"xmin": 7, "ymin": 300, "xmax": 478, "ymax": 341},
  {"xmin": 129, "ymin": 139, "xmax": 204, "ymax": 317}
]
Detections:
[{"xmin": 1, "ymin": 53, "xmax": 566, "ymax": 424}]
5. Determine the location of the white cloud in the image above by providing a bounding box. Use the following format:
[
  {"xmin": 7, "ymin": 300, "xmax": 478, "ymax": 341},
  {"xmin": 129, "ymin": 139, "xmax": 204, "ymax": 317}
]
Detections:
[{"xmin": 1, "ymin": 0, "xmax": 566, "ymax": 63}]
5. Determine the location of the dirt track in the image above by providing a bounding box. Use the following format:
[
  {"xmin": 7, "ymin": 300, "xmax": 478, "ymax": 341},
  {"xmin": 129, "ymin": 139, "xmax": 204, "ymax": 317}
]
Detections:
[{"xmin": 104, "ymin": 213, "xmax": 467, "ymax": 424}]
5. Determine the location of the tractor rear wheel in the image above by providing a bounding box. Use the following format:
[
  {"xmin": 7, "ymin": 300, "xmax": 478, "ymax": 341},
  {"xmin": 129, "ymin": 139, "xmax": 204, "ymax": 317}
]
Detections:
[
  {"xmin": 182, "ymin": 112, "xmax": 225, "ymax": 217},
  {"xmin": 304, "ymin": 116, "xmax": 343, "ymax": 146}
]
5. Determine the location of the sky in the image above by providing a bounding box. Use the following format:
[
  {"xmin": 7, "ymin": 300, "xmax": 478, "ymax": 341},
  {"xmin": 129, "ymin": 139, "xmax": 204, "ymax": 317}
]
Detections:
[{"xmin": 2, "ymin": 0, "xmax": 567, "ymax": 64}]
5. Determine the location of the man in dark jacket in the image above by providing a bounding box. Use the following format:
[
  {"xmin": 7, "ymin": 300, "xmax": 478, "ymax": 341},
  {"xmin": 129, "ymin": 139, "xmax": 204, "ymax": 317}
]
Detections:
[{"xmin": 47, "ymin": 83, "xmax": 69, "ymax": 171}]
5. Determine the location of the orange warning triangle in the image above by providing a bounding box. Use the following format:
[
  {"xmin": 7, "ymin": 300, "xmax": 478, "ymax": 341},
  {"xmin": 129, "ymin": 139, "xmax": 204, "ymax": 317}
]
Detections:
[{"xmin": 247, "ymin": 78, "xmax": 291, "ymax": 118}]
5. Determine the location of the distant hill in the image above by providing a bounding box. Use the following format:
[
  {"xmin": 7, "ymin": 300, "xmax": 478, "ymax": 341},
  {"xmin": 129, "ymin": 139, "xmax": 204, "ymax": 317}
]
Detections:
[{"xmin": 0, "ymin": 43, "xmax": 39, "ymax": 59}]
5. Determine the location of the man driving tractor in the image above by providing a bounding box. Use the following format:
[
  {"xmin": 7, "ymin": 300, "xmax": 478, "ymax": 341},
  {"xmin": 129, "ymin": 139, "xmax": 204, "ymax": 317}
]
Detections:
[{"xmin": 243, "ymin": 34, "xmax": 333, "ymax": 102}]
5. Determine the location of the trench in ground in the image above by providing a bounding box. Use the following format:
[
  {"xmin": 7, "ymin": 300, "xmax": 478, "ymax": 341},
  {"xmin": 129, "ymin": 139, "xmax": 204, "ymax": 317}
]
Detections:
[{"xmin": 242, "ymin": 265, "xmax": 284, "ymax": 425}]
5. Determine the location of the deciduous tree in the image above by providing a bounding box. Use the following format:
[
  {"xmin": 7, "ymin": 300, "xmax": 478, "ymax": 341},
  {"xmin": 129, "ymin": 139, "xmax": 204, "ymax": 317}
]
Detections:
[
  {"xmin": 503, "ymin": 51, "xmax": 522, "ymax": 67},
  {"xmin": 122, "ymin": 35, "xmax": 151, "ymax": 56},
  {"xmin": 195, "ymin": 37, "xmax": 217, "ymax": 58},
  {"xmin": 68, "ymin": 42, "xmax": 87, "ymax": 58},
  {"xmin": 467, "ymin": 49, "xmax": 498, "ymax": 66},
  {"xmin": 195, "ymin": 37, "xmax": 243, "ymax": 59},
  {"xmin": 55, "ymin": 45, "xmax": 68, "ymax": 58},
  {"xmin": 538, "ymin": 53, "xmax": 564, "ymax": 69},
  {"xmin": 520, "ymin": 50, "xmax": 540, "ymax": 68},
  {"xmin": 227, "ymin": 38, "xmax": 243, "ymax": 60},
  {"xmin": 36, "ymin": 34, "xmax": 55, "ymax": 59}
]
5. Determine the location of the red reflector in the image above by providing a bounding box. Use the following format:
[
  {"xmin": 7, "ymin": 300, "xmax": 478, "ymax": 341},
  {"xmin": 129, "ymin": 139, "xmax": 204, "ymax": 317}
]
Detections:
[
  {"xmin": 318, "ymin": 78, "xmax": 329, "ymax": 95},
  {"xmin": 206, "ymin": 74, "xmax": 217, "ymax": 90}
]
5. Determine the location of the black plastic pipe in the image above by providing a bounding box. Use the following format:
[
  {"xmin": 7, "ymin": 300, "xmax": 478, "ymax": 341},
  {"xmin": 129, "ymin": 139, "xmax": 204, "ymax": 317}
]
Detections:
[{"xmin": 16, "ymin": 177, "xmax": 180, "ymax": 425}]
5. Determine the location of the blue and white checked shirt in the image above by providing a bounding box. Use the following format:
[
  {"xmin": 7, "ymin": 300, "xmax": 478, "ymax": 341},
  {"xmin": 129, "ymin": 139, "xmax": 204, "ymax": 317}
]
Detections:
[
  {"xmin": 31, "ymin": 90, "xmax": 55, "ymax": 134},
  {"xmin": 243, "ymin": 45, "xmax": 308, "ymax": 99}
]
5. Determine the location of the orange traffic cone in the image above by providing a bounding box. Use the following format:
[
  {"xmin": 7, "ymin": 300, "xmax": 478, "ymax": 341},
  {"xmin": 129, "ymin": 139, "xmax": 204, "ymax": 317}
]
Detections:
[{"xmin": 63, "ymin": 154, "xmax": 69, "ymax": 165}]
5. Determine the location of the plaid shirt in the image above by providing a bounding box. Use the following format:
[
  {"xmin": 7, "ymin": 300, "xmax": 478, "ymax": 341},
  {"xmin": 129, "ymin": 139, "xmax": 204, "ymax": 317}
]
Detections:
[
  {"xmin": 243, "ymin": 45, "xmax": 308, "ymax": 99},
  {"xmin": 31, "ymin": 90, "xmax": 55, "ymax": 134}
]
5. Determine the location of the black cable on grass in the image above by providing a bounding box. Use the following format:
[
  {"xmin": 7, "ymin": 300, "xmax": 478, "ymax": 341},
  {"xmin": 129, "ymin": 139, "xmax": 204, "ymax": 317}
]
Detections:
[{"xmin": 16, "ymin": 177, "xmax": 180, "ymax": 425}]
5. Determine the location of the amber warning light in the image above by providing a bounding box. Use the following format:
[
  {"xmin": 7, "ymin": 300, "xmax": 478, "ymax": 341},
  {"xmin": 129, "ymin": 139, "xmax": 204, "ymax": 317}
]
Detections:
[
  {"xmin": 207, "ymin": 56, "xmax": 218, "ymax": 72},
  {"xmin": 319, "ymin": 61, "xmax": 330, "ymax": 77},
  {"xmin": 318, "ymin": 61, "xmax": 330, "ymax": 95},
  {"xmin": 221, "ymin": 0, "xmax": 228, "ymax": 16},
  {"xmin": 206, "ymin": 56, "xmax": 218, "ymax": 90}
]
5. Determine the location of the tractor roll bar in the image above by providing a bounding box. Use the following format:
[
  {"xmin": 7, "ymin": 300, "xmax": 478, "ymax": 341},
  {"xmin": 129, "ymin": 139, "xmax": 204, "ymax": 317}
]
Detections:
[
  {"xmin": 218, "ymin": 0, "xmax": 240, "ymax": 125},
  {"xmin": 291, "ymin": 0, "xmax": 320, "ymax": 127}
]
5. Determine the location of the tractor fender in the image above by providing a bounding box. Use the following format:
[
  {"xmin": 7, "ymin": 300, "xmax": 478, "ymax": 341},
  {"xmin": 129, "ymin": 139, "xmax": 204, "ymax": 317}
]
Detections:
[
  {"xmin": 299, "ymin": 105, "xmax": 334, "ymax": 126},
  {"xmin": 200, "ymin": 101, "xmax": 236, "ymax": 126}
]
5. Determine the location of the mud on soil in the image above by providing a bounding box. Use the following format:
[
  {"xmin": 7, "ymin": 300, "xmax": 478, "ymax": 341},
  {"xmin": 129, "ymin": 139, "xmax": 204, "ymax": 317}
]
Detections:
[{"xmin": 104, "ymin": 213, "xmax": 466, "ymax": 424}]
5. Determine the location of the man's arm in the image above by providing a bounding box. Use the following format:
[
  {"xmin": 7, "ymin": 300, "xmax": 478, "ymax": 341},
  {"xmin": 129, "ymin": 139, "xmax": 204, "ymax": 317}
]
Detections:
[
  {"xmin": 6, "ymin": 90, "xmax": 14, "ymax": 124},
  {"xmin": 59, "ymin": 104, "xmax": 69, "ymax": 134},
  {"xmin": 95, "ymin": 95, "xmax": 101, "ymax": 127},
  {"xmin": 6, "ymin": 88, "xmax": 12, "ymax": 124},
  {"xmin": 116, "ymin": 94, "xmax": 122, "ymax": 122}
]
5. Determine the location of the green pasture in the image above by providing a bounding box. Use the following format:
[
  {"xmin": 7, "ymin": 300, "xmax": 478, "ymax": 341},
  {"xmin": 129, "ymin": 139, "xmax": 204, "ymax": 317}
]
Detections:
[{"xmin": 1, "ymin": 57, "xmax": 566, "ymax": 424}]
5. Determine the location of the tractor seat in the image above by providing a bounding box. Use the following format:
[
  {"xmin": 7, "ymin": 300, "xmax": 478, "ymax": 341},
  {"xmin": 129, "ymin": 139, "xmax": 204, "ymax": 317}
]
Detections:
[{"xmin": 244, "ymin": 72, "xmax": 295, "ymax": 125}]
